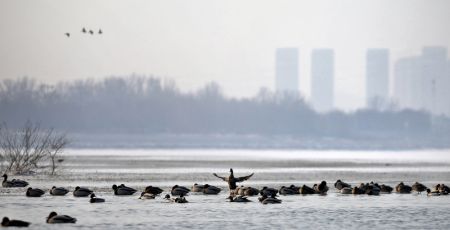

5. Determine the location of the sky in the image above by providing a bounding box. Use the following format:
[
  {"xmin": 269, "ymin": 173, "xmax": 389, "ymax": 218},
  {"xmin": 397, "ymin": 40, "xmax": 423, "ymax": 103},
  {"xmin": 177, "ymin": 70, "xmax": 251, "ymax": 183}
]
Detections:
[{"xmin": 1, "ymin": 0, "xmax": 449, "ymax": 110}]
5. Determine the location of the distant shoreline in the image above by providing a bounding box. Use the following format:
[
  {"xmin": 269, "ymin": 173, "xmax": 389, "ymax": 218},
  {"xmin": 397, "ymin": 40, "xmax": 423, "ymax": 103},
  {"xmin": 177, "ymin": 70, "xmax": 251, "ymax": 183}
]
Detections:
[{"xmin": 68, "ymin": 133, "xmax": 450, "ymax": 150}]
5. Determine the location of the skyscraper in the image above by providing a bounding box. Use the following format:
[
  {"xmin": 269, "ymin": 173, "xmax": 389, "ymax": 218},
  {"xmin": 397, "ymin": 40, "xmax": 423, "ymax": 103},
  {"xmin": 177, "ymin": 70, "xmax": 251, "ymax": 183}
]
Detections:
[
  {"xmin": 311, "ymin": 49, "xmax": 334, "ymax": 112},
  {"xmin": 366, "ymin": 49, "xmax": 389, "ymax": 109},
  {"xmin": 275, "ymin": 48, "xmax": 299, "ymax": 94},
  {"xmin": 421, "ymin": 47, "xmax": 447, "ymax": 114},
  {"xmin": 394, "ymin": 47, "xmax": 449, "ymax": 116}
]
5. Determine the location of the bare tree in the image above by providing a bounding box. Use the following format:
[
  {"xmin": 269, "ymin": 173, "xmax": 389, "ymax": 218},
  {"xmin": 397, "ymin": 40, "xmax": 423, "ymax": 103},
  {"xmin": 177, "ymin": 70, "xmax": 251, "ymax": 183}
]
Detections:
[
  {"xmin": 48, "ymin": 134, "xmax": 68, "ymax": 175},
  {"xmin": 0, "ymin": 121, "xmax": 68, "ymax": 175}
]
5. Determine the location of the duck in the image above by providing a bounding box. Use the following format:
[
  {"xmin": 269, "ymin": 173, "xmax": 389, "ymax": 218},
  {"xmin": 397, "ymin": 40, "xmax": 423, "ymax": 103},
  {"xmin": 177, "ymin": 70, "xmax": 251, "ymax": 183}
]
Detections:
[
  {"xmin": 334, "ymin": 179, "xmax": 351, "ymax": 190},
  {"xmin": 235, "ymin": 186, "xmax": 245, "ymax": 196},
  {"xmin": 139, "ymin": 192, "xmax": 156, "ymax": 200},
  {"xmin": 365, "ymin": 184, "xmax": 380, "ymax": 196},
  {"xmin": 299, "ymin": 185, "xmax": 316, "ymax": 195},
  {"xmin": 244, "ymin": 187, "xmax": 260, "ymax": 196},
  {"xmin": 260, "ymin": 194, "xmax": 282, "ymax": 204},
  {"xmin": 426, "ymin": 188, "xmax": 440, "ymax": 196},
  {"xmin": 288, "ymin": 185, "xmax": 301, "ymax": 194},
  {"xmin": 228, "ymin": 195, "xmax": 251, "ymax": 202},
  {"xmin": 380, "ymin": 184, "xmax": 393, "ymax": 193},
  {"xmin": 144, "ymin": 186, "xmax": 163, "ymax": 195},
  {"xmin": 164, "ymin": 194, "xmax": 188, "ymax": 203},
  {"xmin": 203, "ymin": 184, "xmax": 221, "ymax": 195},
  {"xmin": 73, "ymin": 186, "xmax": 93, "ymax": 197},
  {"xmin": 352, "ymin": 187, "xmax": 365, "ymax": 195},
  {"xmin": 213, "ymin": 168, "xmax": 254, "ymax": 192},
  {"xmin": 171, "ymin": 185, "xmax": 190, "ymax": 196},
  {"xmin": 46, "ymin": 212, "xmax": 77, "ymax": 224},
  {"xmin": 174, "ymin": 194, "xmax": 188, "ymax": 203},
  {"xmin": 314, "ymin": 181, "xmax": 329, "ymax": 195},
  {"xmin": 192, "ymin": 183, "xmax": 205, "ymax": 192},
  {"xmin": 1, "ymin": 217, "xmax": 30, "ymax": 227},
  {"xmin": 26, "ymin": 187, "xmax": 45, "ymax": 197},
  {"xmin": 395, "ymin": 182, "xmax": 412, "ymax": 194},
  {"xmin": 340, "ymin": 187, "xmax": 352, "ymax": 194},
  {"xmin": 260, "ymin": 187, "xmax": 278, "ymax": 196},
  {"xmin": 50, "ymin": 186, "xmax": 69, "ymax": 196},
  {"xmin": 112, "ymin": 184, "xmax": 137, "ymax": 195},
  {"xmin": 89, "ymin": 193, "xmax": 105, "ymax": 203},
  {"xmin": 438, "ymin": 184, "xmax": 449, "ymax": 195},
  {"xmin": 2, "ymin": 174, "xmax": 29, "ymax": 187},
  {"xmin": 412, "ymin": 182, "xmax": 427, "ymax": 194},
  {"xmin": 279, "ymin": 186, "xmax": 297, "ymax": 195}
]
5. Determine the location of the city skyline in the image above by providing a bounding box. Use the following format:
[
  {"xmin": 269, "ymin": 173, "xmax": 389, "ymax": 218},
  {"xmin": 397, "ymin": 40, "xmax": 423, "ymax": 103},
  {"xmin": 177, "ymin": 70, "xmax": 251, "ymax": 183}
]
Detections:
[
  {"xmin": 1, "ymin": 0, "xmax": 450, "ymax": 111},
  {"xmin": 275, "ymin": 47, "xmax": 449, "ymax": 116}
]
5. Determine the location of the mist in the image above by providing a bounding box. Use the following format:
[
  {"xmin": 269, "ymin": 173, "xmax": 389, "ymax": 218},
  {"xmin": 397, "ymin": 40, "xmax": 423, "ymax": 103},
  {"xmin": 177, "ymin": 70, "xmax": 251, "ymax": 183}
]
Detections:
[{"xmin": 1, "ymin": 76, "xmax": 448, "ymax": 149}]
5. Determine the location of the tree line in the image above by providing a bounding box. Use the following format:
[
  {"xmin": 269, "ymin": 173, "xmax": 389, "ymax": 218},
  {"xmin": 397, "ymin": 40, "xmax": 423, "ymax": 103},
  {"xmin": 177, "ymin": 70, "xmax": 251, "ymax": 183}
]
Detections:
[{"xmin": 0, "ymin": 76, "xmax": 442, "ymax": 138}]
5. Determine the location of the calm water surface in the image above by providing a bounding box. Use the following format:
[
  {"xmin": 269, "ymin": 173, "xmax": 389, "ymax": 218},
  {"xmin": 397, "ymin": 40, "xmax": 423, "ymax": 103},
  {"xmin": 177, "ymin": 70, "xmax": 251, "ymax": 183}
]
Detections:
[{"xmin": 1, "ymin": 149, "xmax": 450, "ymax": 229}]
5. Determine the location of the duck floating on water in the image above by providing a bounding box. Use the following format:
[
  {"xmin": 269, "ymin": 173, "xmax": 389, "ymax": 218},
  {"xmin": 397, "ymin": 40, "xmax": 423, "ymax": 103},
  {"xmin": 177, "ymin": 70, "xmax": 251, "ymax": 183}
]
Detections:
[
  {"xmin": 412, "ymin": 182, "xmax": 427, "ymax": 194},
  {"xmin": 46, "ymin": 212, "xmax": 77, "ymax": 224},
  {"xmin": 228, "ymin": 195, "xmax": 251, "ymax": 202},
  {"xmin": 2, "ymin": 174, "xmax": 28, "ymax": 187},
  {"xmin": 139, "ymin": 192, "xmax": 156, "ymax": 200},
  {"xmin": 314, "ymin": 181, "xmax": 329, "ymax": 195},
  {"xmin": 259, "ymin": 194, "xmax": 282, "ymax": 204},
  {"xmin": 279, "ymin": 186, "xmax": 297, "ymax": 195},
  {"xmin": 396, "ymin": 182, "xmax": 412, "ymax": 194},
  {"xmin": 26, "ymin": 187, "xmax": 45, "ymax": 197},
  {"xmin": 192, "ymin": 183, "xmax": 205, "ymax": 192},
  {"xmin": 260, "ymin": 187, "xmax": 278, "ymax": 196},
  {"xmin": 1, "ymin": 217, "xmax": 30, "ymax": 227},
  {"xmin": 144, "ymin": 186, "xmax": 163, "ymax": 195},
  {"xmin": 426, "ymin": 188, "xmax": 440, "ymax": 196},
  {"xmin": 50, "ymin": 186, "xmax": 69, "ymax": 196},
  {"xmin": 171, "ymin": 185, "xmax": 190, "ymax": 196},
  {"xmin": 112, "ymin": 184, "xmax": 137, "ymax": 195},
  {"xmin": 73, "ymin": 186, "xmax": 93, "ymax": 197},
  {"xmin": 90, "ymin": 193, "xmax": 105, "ymax": 203},
  {"xmin": 203, "ymin": 184, "xmax": 221, "ymax": 195},
  {"xmin": 334, "ymin": 179, "xmax": 351, "ymax": 190},
  {"xmin": 165, "ymin": 194, "xmax": 188, "ymax": 203},
  {"xmin": 300, "ymin": 184, "xmax": 316, "ymax": 195}
]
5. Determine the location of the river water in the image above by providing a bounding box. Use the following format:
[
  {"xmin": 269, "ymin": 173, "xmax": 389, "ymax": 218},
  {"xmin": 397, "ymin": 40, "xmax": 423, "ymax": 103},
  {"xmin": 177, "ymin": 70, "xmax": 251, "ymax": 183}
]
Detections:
[{"xmin": 1, "ymin": 149, "xmax": 450, "ymax": 229}]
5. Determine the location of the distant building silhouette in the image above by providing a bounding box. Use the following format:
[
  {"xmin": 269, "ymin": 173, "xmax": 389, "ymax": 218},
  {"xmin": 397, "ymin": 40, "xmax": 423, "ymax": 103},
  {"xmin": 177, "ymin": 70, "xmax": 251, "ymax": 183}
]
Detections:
[
  {"xmin": 311, "ymin": 49, "xmax": 334, "ymax": 112},
  {"xmin": 366, "ymin": 49, "xmax": 390, "ymax": 109},
  {"xmin": 394, "ymin": 47, "xmax": 449, "ymax": 116},
  {"xmin": 275, "ymin": 48, "xmax": 299, "ymax": 94}
]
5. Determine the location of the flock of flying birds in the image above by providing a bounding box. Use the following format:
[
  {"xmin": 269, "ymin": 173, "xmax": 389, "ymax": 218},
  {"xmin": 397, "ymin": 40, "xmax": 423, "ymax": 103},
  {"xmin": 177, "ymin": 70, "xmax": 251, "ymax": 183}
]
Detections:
[
  {"xmin": 2, "ymin": 169, "xmax": 450, "ymax": 227},
  {"xmin": 64, "ymin": 27, "xmax": 103, "ymax": 38}
]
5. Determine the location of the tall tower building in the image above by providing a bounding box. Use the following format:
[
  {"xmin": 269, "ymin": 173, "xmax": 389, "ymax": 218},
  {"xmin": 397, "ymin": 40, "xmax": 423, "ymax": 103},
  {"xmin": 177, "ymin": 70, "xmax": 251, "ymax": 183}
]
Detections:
[
  {"xmin": 394, "ymin": 47, "xmax": 449, "ymax": 116},
  {"xmin": 366, "ymin": 49, "xmax": 390, "ymax": 109},
  {"xmin": 275, "ymin": 48, "xmax": 299, "ymax": 94},
  {"xmin": 421, "ymin": 47, "xmax": 447, "ymax": 114},
  {"xmin": 311, "ymin": 49, "xmax": 334, "ymax": 112}
]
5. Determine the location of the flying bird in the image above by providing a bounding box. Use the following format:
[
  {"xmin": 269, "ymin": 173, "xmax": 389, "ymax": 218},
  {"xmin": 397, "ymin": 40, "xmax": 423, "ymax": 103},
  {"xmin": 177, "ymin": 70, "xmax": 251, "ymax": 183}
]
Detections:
[
  {"xmin": 82, "ymin": 27, "xmax": 86, "ymax": 33},
  {"xmin": 98, "ymin": 29, "xmax": 102, "ymax": 34},
  {"xmin": 89, "ymin": 30, "xmax": 94, "ymax": 35},
  {"xmin": 65, "ymin": 33, "xmax": 70, "ymax": 37}
]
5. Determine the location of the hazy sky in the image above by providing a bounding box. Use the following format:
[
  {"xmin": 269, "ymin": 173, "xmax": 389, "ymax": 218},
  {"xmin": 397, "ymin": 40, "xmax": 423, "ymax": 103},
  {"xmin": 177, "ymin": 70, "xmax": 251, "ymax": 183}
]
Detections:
[{"xmin": 1, "ymin": 0, "xmax": 449, "ymax": 110}]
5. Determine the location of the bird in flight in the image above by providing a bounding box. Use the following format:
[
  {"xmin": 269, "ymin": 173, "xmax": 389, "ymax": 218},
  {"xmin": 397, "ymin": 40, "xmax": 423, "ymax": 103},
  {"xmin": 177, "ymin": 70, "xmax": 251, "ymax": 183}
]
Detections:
[
  {"xmin": 89, "ymin": 30, "xmax": 94, "ymax": 35},
  {"xmin": 82, "ymin": 28, "xmax": 86, "ymax": 33},
  {"xmin": 65, "ymin": 33, "xmax": 70, "ymax": 37}
]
